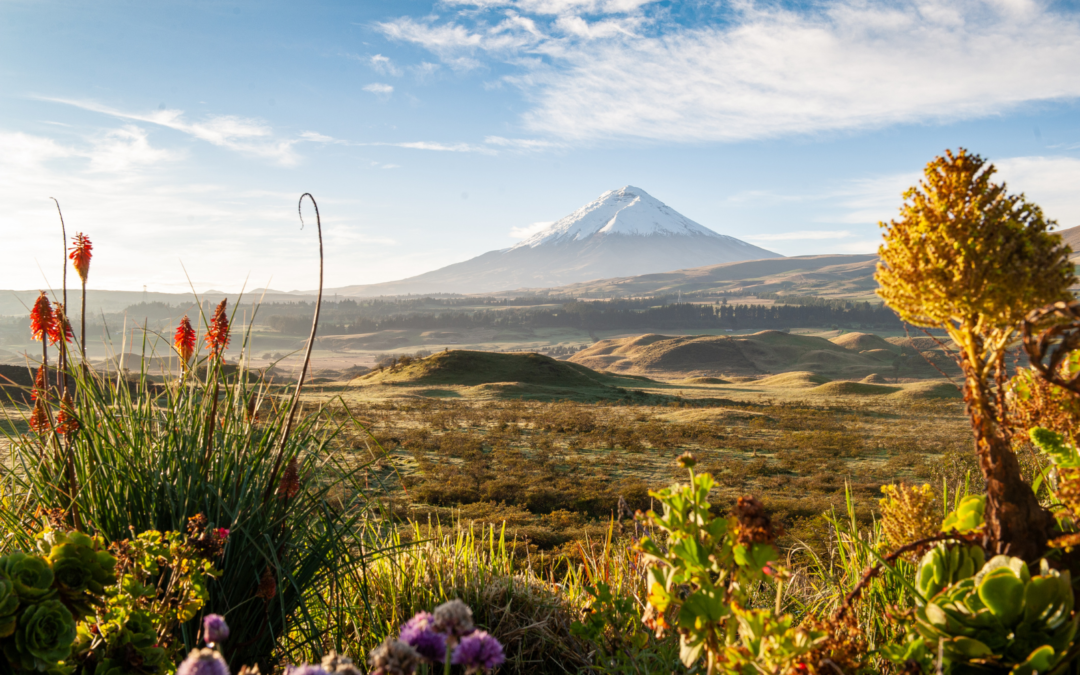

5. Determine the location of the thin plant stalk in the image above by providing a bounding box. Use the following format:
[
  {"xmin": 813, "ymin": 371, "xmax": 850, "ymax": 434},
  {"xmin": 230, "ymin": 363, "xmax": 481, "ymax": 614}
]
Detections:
[
  {"xmin": 51, "ymin": 198, "xmax": 68, "ymax": 395},
  {"xmin": 268, "ymin": 192, "xmax": 324, "ymax": 496}
]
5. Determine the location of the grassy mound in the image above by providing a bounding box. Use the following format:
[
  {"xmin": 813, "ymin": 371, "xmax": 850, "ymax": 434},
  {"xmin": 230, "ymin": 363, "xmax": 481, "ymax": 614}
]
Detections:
[
  {"xmin": 890, "ymin": 381, "xmax": 962, "ymax": 400},
  {"xmin": 831, "ymin": 332, "xmax": 899, "ymax": 353},
  {"xmin": 363, "ymin": 350, "xmax": 606, "ymax": 387},
  {"xmin": 860, "ymin": 373, "xmax": 890, "ymax": 384},
  {"xmin": 756, "ymin": 372, "xmax": 831, "ymax": 388},
  {"xmin": 808, "ymin": 381, "xmax": 900, "ymax": 397},
  {"xmin": 680, "ymin": 376, "xmax": 731, "ymax": 385}
]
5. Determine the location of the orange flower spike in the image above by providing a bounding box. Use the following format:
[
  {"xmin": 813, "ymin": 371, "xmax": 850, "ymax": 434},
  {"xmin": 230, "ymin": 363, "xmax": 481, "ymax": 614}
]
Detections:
[
  {"xmin": 56, "ymin": 393, "xmax": 79, "ymax": 436},
  {"xmin": 30, "ymin": 292, "xmax": 55, "ymax": 342},
  {"xmin": 174, "ymin": 315, "xmax": 196, "ymax": 363},
  {"xmin": 70, "ymin": 233, "xmax": 92, "ymax": 283},
  {"xmin": 29, "ymin": 400, "xmax": 50, "ymax": 434},
  {"xmin": 205, "ymin": 299, "xmax": 230, "ymax": 357},
  {"xmin": 49, "ymin": 303, "xmax": 74, "ymax": 345},
  {"xmin": 31, "ymin": 367, "xmax": 48, "ymax": 402}
]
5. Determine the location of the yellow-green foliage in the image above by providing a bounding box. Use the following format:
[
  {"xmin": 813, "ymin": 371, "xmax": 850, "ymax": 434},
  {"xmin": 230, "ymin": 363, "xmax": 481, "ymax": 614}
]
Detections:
[
  {"xmin": 878, "ymin": 483, "xmax": 940, "ymax": 553},
  {"xmin": 875, "ymin": 148, "xmax": 1073, "ymax": 380}
]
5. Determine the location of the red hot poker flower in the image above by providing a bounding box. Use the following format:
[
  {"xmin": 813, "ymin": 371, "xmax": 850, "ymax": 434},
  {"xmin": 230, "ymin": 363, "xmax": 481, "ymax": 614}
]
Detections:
[
  {"xmin": 49, "ymin": 303, "xmax": 74, "ymax": 345},
  {"xmin": 174, "ymin": 316, "xmax": 196, "ymax": 363},
  {"xmin": 31, "ymin": 367, "xmax": 48, "ymax": 402},
  {"xmin": 205, "ymin": 299, "xmax": 230, "ymax": 357},
  {"xmin": 29, "ymin": 400, "xmax": 50, "ymax": 434},
  {"xmin": 70, "ymin": 233, "xmax": 93, "ymax": 283},
  {"xmin": 30, "ymin": 292, "xmax": 55, "ymax": 342},
  {"xmin": 56, "ymin": 393, "xmax": 79, "ymax": 436}
]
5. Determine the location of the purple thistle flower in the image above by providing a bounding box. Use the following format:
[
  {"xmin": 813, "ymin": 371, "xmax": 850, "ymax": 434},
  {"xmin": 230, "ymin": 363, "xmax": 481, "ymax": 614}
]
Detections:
[
  {"xmin": 177, "ymin": 649, "xmax": 230, "ymax": 675},
  {"xmin": 451, "ymin": 631, "xmax": 505, "ymax": 674},
  {"xmin": 399, "ymin": 611, "xmax": 446, "ymax": 663},
  {"xmin": 203, "ymin": 614, "xmax": 230, "ymax": 645}
]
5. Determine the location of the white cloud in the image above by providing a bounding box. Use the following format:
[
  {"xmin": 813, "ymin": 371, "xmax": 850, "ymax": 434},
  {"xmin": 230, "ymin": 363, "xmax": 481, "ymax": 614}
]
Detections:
[
  {"xmin": 440, "ymin": 0, "xmax": 657, "ymax": 14},
  {"xmin": 369, "ymin": 53, "xmax": 403, "ymax": 76},
  {"xmin": 363, "ymin": 83, "xmax": 395, "ymax": 98},
  {"xmin": 510, "ymin": 220, "xmax": 554, "ymax": 238},
  {"xmin": 38, "ymin": 97, "xmax": 302, "ymax": 165},
  {"xmin": 88, "ymin": 126, "xmax": 180, "ymax": 172},
  {"xmin": 744, "ymin": 230, "xmax": 853, "ymax": 242},
  {"xmin": 824, "ymin": 155, "xmax": 1080, "ymax": 228},
  {"xmin": 483, "ymin": 135, "xmax": 564, "ymax": 150},
  {"xmin": 382, "ymin": 0, "xmax": 1080, "ymax": 143}
]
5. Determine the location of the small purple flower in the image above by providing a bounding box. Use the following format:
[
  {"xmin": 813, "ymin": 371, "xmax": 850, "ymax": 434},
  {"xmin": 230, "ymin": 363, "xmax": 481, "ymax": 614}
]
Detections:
[
  {"xmin": 399, "ymin": 611, "xmax": 447, "ymax": 663},
  {"xmin": 203, "ymin": 614, "xmax": 230, "ymax": 645},
  {"xmin": 177, "ymin": 649, "xmax": 230, "ymax": 675},
  {"xmin": 451, "ymin": 631, "xmax": 505, "ymax": 675},
  {"xmin": 285, "ymin": 666, "xmax": 330, "ymax": 675}
]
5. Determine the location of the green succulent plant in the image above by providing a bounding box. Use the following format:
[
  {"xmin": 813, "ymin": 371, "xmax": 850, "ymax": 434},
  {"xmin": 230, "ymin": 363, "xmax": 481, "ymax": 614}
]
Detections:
[
  {"xmin": 0, "ymin": 553, "xmax": 56, "ymax": 604},
  {"xmin": 914, "ymin": 552, "xmax": 1078, "ymax": 674},
  {"xmin": 915, "ymin": 542, "xmax": 986, "ymax": 601},
  {"xmin": 37, "ymin": 531, "xmax": 116, "ymax": 616},
  {"xmin": 0, "ymin": 573, "xmax": 20, "ymax": 639},
  {"xmin": 5, "ymin": 599, "xmax": 77, "ymax": 671}
]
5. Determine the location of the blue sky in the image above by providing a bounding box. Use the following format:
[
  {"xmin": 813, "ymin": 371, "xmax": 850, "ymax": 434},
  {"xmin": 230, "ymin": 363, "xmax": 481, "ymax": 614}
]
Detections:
[{"xmin": 3, "ymin": 0, "xmax": 1080, "ymax": 293}]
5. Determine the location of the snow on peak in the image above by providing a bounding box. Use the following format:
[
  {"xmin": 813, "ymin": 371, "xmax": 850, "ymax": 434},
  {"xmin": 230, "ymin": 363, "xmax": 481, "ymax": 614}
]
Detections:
[{"xmin": 510, "ymin": 186, "xmax": 725, "ymax": 250}]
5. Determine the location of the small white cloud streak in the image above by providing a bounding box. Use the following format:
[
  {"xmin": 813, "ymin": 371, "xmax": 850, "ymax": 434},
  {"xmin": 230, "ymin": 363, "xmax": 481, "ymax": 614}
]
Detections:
[
  {"xmin": 369, "ymin": 53, "xmax": 403, "ymax": 76},
  {"xmin": 382, "ymin": 0, "xmax": 1080, "ymax": 143},
  {"xmin": 37, "ymin": 97, "xmax": 302, "ymax": 165},
  {"xmin": 510, "ymin": 220, "xmax": 555, "ymax": 238},
  {"xmin": 363, "ymin": 83, "xmax": 395, "ymax": 96}
]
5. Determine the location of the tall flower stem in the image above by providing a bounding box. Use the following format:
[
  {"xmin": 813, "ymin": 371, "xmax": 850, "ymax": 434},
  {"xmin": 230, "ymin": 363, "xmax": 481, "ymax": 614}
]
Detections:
[
  {"xmin": 266, "ymin": 193, "xmax": 323, "ymax": 499},
  {"xmin": 51, "ymin": 198, "xmax": 68, "ymax": 396}
]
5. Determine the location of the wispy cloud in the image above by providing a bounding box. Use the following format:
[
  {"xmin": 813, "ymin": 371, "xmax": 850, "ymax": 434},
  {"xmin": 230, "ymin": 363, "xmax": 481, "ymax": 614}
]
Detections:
[
  {"xmin": 368, "ymin": 53, "xmax": 403, "ymax": 76},
  {"xmin": 363, "ymin": 83, "xmax": 395, "ymax": 97},
  {"xmin": 510, "ymin": 220, "xmax": 554, "ymax": 238},
  {"xmin": 381, "ymin": 0, "xmax": 1080, "ymax": 143},
  {"xmin": 38, "ymin": 97, "xmax": 303, "ymax": 165}
]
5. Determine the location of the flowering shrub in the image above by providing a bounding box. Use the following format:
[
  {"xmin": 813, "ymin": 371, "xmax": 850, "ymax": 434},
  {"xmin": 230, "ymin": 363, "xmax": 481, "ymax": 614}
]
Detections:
[
  {"xmin": 74, "ymin": 519, "xmax": 225, "ymax": 675},
  {"xmin": 637, "ymin": 453, "xmax": 825, "ymax": 674}
]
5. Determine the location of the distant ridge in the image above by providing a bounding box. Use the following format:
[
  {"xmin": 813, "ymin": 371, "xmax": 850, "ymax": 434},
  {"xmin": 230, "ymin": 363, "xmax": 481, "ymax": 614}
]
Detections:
[{"xmin": 330, "ymin": 186, "xmax": 779, "ymax": 296}]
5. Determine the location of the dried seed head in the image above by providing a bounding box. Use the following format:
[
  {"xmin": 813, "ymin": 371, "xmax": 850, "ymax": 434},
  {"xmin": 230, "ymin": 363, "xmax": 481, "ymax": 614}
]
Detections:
[
  {"xmin": 321, "ymin": 652, "xmax": 362, "ymax": 675},
  {"xmin": 733, "ymin": 495, "xmax": 778, "ymax": 547},
  {"xmin": 432, "ymin": 599, "xmax": 475, "ymax": 642},
  {"xmin": 368, "ymin": 639, "xmax": 421, "ymax": 675},
  {"xmin": 676, "ymin": 451, "xmax": 697, "ymax": 469},
  {"xmin": 255, "ymin": 566, "xmax": 277, "ymax": 601}
]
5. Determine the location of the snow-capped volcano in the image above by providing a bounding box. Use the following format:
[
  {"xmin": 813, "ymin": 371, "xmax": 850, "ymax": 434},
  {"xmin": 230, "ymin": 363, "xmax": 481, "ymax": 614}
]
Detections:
[
  {"xmin": 513, "ymin": 186, "xmax": 730, "ymax": 248},
  {"xmin": 330, "ymin": 186, "xmax": 780, "ymax": 296}
]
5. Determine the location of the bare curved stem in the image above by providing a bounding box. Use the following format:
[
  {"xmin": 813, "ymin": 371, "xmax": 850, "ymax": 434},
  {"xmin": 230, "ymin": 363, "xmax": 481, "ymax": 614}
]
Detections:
[
  {"xmin": 51, "ymin": 198, "xmax": 68, "ymax": 394},
  {"xmin": 266, "ymin": 193, "xmax": 324, "ymax": 499}
]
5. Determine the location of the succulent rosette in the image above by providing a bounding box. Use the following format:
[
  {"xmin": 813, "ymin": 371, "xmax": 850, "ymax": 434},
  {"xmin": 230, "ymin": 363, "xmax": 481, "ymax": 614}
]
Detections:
[
  {"xmin": 914, "ymin": 551, "xmax": 1078, "ymax": 673},
  {"xmin": 40, "ymin": 531, "xmax": 117, "ymax": 609},
  {"xmin": 0, "ymin": 553, "xmax": 57, "ymax": 603},
  {"xmin": 0, "ymin": 572, "xmax": 20, "ymax": 638},
  {"xmin": 6, "ymin": 599, "xmax": 77, "ymax": 670}
]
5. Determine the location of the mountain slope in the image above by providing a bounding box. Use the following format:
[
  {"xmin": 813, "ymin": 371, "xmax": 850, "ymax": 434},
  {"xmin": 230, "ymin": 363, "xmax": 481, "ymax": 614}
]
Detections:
[
  {"xmin": 332, "ymin": 186, "xmax": 780, "ymax": 296},
  {"xmin": 534, "ymin": 254, "xmax": 879, "ymax": 298}
]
